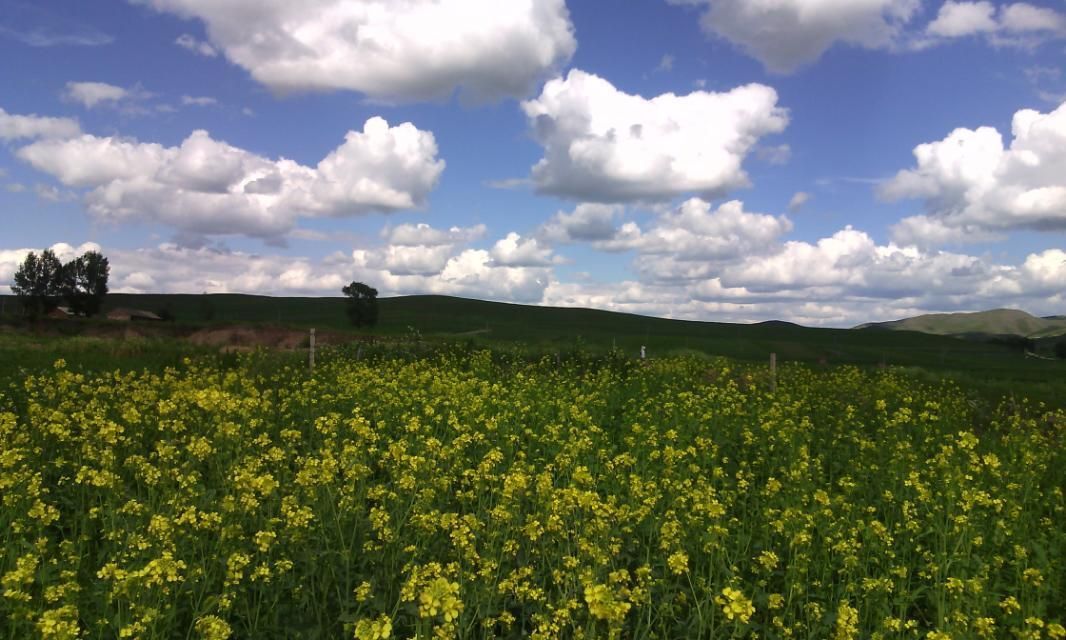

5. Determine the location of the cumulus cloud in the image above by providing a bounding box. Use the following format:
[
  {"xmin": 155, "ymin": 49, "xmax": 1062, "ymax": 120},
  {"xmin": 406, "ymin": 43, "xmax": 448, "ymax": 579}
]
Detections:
[
  {"xmin": 351, "ymin": 223, "xmax": 555, "ymax": 302},
  {"xmin": 0, "ymin": 107, "xmax": 80, "ymax": 140},
  {"xmin": 925, "ymin": 1, "xmax": 1066, "ymax": 45},
  {"xmin": 12, "ymin": 114, "xmax": 445, "ymax": 239},
  {"xmin": 881, "ymin": 100, "xmax": 1066, "ymax": 235},
  {"xmin": 668, "ymin": 0, "xmax": 921, "ymax": 73},
  {"xmin": 2, "ymin": 231, "xmax": 552, "ymax": 303},
  {"xmin": 385, "ymin": 223, "xmax": 486, "ymax": 247},
  {"xmin": 889, "ymin": 214, "xmax": 1004, "ymax": 247},
  {"xmin": 538, "ymin": 203, "xmax": 624, "ymax": 243},
  {"xmin": 624, "ymin": 199, "xmax": 793, "ymax": 282},
  {"xmin": 926, "ymin": 1, "xmax": 998, "ymax": 37},
  {"xmin": 135, "ymin": 0, "xmax": 576, "ymax": 101},
  {"xmin": 490, "ymin": 232, "xmax": 559, "ymax": 267},
  {"xmin": 522, "ymin": 69, "xmax": 788, "ymax": 202},
  {"xmin": 543, "ymin": 222, "xmax": 1066, "ymax": 326},
  {"xmin": 355, "ymin": 223, "xmax": 487, "ymax": 275}
]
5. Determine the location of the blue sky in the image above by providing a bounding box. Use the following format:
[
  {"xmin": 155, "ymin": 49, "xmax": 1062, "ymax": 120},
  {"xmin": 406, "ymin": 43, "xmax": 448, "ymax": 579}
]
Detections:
[{"xmin": 2, "ymin": 0, "xmax": 1066, "ymax": 326}]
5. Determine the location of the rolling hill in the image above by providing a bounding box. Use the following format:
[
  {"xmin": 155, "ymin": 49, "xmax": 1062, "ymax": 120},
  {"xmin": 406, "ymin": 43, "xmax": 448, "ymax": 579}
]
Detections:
[
  {"xmin": 2, "ymin": 293, "xmax": 1064, "ymax": 378},
  {"xmin": 856, "ymin": 308, "xmax": 1066, "ymax": 339}
]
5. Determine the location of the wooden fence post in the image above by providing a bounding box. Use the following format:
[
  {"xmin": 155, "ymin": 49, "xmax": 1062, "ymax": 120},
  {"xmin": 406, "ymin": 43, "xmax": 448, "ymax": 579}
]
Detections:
[{"xmin": 309, "ymin": 328, "xmax": 316, "ymax": 373}]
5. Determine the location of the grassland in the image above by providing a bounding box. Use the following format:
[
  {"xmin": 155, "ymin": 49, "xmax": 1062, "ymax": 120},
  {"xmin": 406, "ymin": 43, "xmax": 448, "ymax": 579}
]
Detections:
[
  {"xmin": 858, "ymin": 308, "xmax": 1066, "ymax": 339},
  {"xmin": 3, "ymin": 293, "xmax": 1064, "ymax": 405}
]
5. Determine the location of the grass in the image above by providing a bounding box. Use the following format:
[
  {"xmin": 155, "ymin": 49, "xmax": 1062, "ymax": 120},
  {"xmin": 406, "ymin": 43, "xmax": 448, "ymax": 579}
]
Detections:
[{"xmin": 1, "ymin": 292, "xmax": 1064, "ymax": 406}]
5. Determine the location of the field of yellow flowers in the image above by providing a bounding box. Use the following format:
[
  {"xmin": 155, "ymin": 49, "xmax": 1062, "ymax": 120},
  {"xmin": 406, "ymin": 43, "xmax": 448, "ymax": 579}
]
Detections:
[{"xmin": 2, "ymin": 347, "xmax": 1064, "ymax": 639}]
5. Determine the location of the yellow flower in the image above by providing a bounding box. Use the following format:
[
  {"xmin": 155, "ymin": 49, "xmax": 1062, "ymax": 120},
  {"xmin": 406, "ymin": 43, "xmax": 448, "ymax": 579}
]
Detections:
[
  {"xmin": 419, "ymin": 577, "xmax": 463, "ymax": 622},
  {"xmin": 715, "ymin": 587, "xmax": 754, "ymax": 624},
  {"xmin": 667, "ymin": 550, "xmax": 688, "ymax": 575},
  {"xmin": 834, "ymin": 602, "xmax": 859, "ymax": 640},
  {"xmin": 353, "ymin": 615, "xmax": 392, "ymax": 640},
  {"xmin": 194, "ymin": 615, "xmax": 232, "ymax": 640}
]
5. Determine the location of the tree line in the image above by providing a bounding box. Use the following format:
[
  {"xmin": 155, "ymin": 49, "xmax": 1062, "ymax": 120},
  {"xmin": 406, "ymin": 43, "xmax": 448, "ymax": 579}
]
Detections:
[{"xmin": 10, "ymin": 249, "xmax": 110, "ymax": 318}]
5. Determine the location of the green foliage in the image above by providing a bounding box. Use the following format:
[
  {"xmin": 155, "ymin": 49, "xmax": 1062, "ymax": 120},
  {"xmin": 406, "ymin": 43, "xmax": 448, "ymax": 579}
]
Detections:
[
  {"xmin": 58, "ymin": 250, "xmax": 110, "ymax": 316},
  {"xmin": 0, "ymin": 350, "xmax": 1063, "ymax": 638},
  {"xmin": 11, "ymin": 249, "xmax": 63, "ymax": 317},
  {"xmin": 1055, "ymin": 340, "xmax": 1066, "ymax": 360},
  {"xmin": 11, "ymin": 249, "xmax": 110, "ymax": 318},
  {"xmin": 342, "ymin": 281, "xmax": 379, "ymax": 327}
]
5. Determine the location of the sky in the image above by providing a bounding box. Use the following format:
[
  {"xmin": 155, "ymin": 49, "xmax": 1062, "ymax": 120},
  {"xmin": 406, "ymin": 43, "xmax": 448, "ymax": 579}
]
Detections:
[{"xmin": 2, "ymin": 0, "xmax": 1066, "ymax": 327}]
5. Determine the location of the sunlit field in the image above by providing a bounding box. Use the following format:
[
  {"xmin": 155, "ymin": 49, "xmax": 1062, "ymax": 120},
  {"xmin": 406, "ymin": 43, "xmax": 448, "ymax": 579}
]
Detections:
[{"xmin": 2, "ymin": 346, "xmax": 1063, "ymax": 639}]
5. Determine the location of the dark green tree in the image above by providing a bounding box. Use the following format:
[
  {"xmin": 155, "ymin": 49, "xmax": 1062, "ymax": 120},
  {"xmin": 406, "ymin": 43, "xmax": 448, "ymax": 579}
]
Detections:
[
  {"xmin": 1055, "ymin": 339, "xmax": 1066, "ymax": 360},
  {"xmin": 342, "ymin": 281, "xmax": 378, "ymax": 327},
  {"xmin": 11, "ymin": 249, "xmax": 63, "ymax": 318},
  {"xmin": 59, "ymin": 250, "xmax": 110, "ymax": 316}
]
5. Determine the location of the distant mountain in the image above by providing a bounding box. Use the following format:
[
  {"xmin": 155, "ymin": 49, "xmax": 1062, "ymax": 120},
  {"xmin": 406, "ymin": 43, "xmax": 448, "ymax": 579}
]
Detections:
[{"xmin": 856, "ymin": 308, "xmax": 1066, "ymax": 339}]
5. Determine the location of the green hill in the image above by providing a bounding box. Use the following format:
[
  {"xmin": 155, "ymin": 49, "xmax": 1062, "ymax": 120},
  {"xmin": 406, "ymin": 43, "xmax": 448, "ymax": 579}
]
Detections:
[
  {"xmin": 2, "ymin": 292, "xmax": 1057, "ymax": 372},
  {"xmin": 856, "ymin": 308, "xmax": 1066, "ymax": 338}
]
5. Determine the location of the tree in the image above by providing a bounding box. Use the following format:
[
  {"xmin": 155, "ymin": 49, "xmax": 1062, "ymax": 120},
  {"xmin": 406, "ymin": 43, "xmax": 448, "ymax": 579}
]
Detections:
[
  {"xmin": 1055, "ymin": 339, "xmax": 1066, "ymax": 360},
  {"xmin": 59, "ymin": 250, "xmax": 110, "ymax": 316},
  {"xmin": 11, "ymin": 249, "xmax": 63, "ymax": 318},
  {"xmin": 342, "ymin": 281, "xmax": 378, "ymax": 327}
]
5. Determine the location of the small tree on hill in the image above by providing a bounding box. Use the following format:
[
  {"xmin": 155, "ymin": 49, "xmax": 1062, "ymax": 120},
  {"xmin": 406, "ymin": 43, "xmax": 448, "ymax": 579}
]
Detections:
[
  {"xmin": 342, "ymin": 281, "xmax": 378, "ymax": 328},
  {"xmin": 12, "ymin": 249, "xmax": 63, "ymax": 318},
  {"xmin": 59, "ymin": 250, "xmax": 110, "ymax": 316}
]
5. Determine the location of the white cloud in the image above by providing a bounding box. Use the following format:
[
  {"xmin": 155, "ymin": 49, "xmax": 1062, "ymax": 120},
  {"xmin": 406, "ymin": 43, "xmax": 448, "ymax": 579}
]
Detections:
[
  {"xmin": 655, "ymin": 54, "xmax": 675, "ymax": 72},
  {"xmin": 14, "ymin": 114, "xmax": 445, "ymax": 239},
  {"xmin": 175, "ymin": 33, "xmax": 216, "ymax": 56},
  {"xmin": 889, "ymin": 214, "xmax": 1004, "ymax": 247},
  {"xmin": 522, "ymin": 69, "xmax": 788, "ymax": 202},
  {"xmin": 538, "ymin": 203, "xmax": 624, "ymax": 243},
  {"xmin": 490, "ymin": 232, "xmax": 558, "ymax": 267},
  {"xmin": 625, "ymin": 199, "xmax": 794, "ymax": 282},
  {"xmin": 1021, "ymin": 248, "xmax": 1066, "ymax": 291},
  {"xmin": 63, "ymin": 81, "xmax": 129, "ymax": 108},
  {"xmin": 181, "ymin": 95, "xmax": 217, "ymax": 106},
  {"xmin": 4, "ymin": 183, "xmax": 26, "ymax": 193},
  {"xmin": 135, "ymin": 0, "xmax": 576, "ymax": 101},
  {"xmin": 668, "ymin": 0, "xmax": 921, "ymax": 73},
  {"xmin": 1000, "ymin": 3, "xmax": 1066, "ymax": 34},
  {"xmin": 925, "ymin": 1, "xmax": 1066, "ymax": 45},
  {"xmin": 927, "ymin": 1, "xmax": 998, "ymax": 37},
  {"xmin": 355, "ymin": 223, "xmax": 487, "ymax": 275},
  {"xmin": 4, "ymin": 228, "xmax": 1066, "ymax": 326},
  {"xmin": 881, "ymin": 100, "xmax": 1066, "ymax": 235},
  {"xmin": 542, "ymin": 222, "xmax": 1066, "ymax": 325},
  {"xmin": 385, "ymin": 223, "xmax": 486, "ymax": 247},
  {"xmin": 788, "ymin": 191, "xmax": 811, "ymax": 211},
  {"xmin": 0, "ymin": 107, "xmax": 80, "ymax": 140}
]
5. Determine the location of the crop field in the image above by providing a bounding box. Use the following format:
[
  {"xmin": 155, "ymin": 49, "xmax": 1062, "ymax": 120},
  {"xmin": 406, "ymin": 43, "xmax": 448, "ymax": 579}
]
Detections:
[{"xmin": 1, "ymin": 346, "xmax": 1064, "ymax": 639}]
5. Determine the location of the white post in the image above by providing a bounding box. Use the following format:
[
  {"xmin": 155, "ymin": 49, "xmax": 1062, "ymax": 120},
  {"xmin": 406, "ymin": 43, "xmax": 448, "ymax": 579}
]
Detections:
[
  {"xmin": 640, "ymin": 345, "xmax": 646, "ymax": 360},
  {"xmin": 309, "ymin": 328, "xmax": 316, "ymax": 373},
  {"xmin": 770, "ymin": 352, "xmax": 777, "ymax": 393}
]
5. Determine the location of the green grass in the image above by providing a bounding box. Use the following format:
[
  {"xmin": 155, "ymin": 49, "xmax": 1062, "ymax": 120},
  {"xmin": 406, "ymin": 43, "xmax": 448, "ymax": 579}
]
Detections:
[
  {"xmin": 2, "ymin": 292, "xmax": 1064, "ymax": 406},
  {"xmin": 859, "ymin": 307, "xmax": 1066, "ymax": 338}
]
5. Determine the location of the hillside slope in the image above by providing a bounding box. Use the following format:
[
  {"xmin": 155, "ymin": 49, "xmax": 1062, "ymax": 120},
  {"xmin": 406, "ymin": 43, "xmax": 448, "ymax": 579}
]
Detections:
[{"xmin": 857, "ymin": 308, "xmax": 1066, "ymax": 338}]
